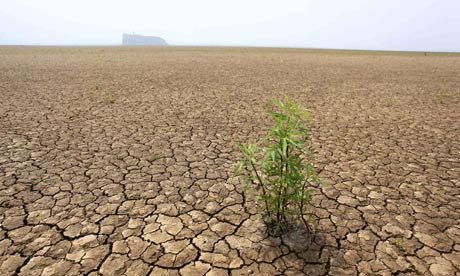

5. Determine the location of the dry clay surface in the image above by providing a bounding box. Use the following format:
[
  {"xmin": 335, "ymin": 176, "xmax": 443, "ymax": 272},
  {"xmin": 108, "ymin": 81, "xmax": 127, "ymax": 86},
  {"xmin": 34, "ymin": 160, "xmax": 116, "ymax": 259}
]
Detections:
[{"xmin": 0, "ymin": 47, "xmax": 459, "ymax": 275}]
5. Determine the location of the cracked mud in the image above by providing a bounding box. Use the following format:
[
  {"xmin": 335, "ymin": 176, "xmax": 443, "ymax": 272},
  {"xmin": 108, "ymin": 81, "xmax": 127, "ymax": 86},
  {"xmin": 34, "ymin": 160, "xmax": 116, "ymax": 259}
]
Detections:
[{"xmin": 1, "ymin": 47, "xmax": 459, "ymax": 275}]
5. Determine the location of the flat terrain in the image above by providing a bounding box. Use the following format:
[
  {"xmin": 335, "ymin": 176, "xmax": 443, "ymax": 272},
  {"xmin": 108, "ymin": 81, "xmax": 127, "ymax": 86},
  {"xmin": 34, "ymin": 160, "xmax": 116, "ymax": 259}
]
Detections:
[{"xmin": 0, "ymin": 46, "xmax": 459, "ymax": 275}]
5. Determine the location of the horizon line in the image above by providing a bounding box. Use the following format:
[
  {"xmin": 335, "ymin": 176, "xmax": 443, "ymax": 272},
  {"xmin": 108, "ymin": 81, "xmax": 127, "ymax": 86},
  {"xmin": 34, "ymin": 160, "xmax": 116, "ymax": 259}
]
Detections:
[{"xmin": 0, "ymin": 44, "xmax": 459, "ymax": 54}]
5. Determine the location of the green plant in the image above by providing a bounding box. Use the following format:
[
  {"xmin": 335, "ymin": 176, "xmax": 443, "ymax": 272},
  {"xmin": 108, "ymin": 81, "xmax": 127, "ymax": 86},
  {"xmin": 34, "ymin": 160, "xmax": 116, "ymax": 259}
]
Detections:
[
  {"xmin": 235, "ymin": 97, "xmax": 321, "ymax": 235},
  {"xmin": 395, "ymin": 236, "xmax": 406, "ymax": 252},
  {"xmin": 150, "ymin": 152, "xmax": 158, "ymax": 162}
]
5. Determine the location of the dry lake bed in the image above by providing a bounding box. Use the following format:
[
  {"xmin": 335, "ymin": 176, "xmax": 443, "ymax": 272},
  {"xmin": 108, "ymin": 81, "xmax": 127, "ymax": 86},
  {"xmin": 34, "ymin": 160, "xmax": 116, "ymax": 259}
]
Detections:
[{"xmin": 0, "ymin": 46, "xmax": 459, "ymax": 275}]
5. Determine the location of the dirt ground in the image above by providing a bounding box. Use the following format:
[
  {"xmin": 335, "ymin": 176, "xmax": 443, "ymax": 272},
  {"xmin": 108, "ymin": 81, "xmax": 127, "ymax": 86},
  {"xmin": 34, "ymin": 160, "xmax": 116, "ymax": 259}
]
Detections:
[{"xmin": 0, "ymin": 46, "xmax": 459, "ymax": 275}]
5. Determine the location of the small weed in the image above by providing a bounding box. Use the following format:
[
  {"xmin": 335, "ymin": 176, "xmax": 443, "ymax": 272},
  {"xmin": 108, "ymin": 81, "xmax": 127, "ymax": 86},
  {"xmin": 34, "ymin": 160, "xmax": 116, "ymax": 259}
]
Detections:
[
  {"xmin": 395, "ymin": 237, "xmax": 406, "ymax": 252},
  {"xmin": 235, "ymin": 97, "xmax": 321, "ymax": 236},
  {"xmin": 383, "ymin": 96, "xmax": 396, "ymax": 107},
  {"xmin": 435, "ymin": 95, "xmax": 444, "ymax": 104},
  {"xmin": 20, "ymin": 73, "xmax": 29, "ymax": 81},
  {"xmin": 150, "ymin": 153, "xmax": 158, "ymax": 162},
  {"xmin": 105, "ymin": 94, "xmax": 116, "ymax": 104},
  {"xmin": 435, "ymin": 93, "xmax": 458, "ymax": 104}
]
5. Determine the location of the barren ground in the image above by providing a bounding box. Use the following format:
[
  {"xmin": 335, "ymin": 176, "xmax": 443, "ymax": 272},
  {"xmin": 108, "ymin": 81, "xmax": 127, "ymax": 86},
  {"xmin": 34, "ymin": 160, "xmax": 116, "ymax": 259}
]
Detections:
[{"xmin": 0, "ymin": 46, "xmax": 459, "ymax": 275}]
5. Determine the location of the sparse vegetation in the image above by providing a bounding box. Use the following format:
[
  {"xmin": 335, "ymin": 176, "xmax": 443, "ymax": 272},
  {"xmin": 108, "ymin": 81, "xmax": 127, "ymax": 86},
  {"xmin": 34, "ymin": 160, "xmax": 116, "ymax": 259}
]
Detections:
[
  {"xmin": 235, "ymin": 97, "xmax": 321, "ymax": 235},
  {"xmin": 435, "ymin": 92, "xmax": 459, "ymax": 104}
]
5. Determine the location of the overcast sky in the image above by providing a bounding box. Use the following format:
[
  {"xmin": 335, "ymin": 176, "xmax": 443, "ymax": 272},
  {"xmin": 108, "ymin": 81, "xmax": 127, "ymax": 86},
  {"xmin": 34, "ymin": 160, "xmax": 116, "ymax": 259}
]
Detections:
[{"xmin": 1, "ymin": 0, "xmax": 459, "ymax": 51}]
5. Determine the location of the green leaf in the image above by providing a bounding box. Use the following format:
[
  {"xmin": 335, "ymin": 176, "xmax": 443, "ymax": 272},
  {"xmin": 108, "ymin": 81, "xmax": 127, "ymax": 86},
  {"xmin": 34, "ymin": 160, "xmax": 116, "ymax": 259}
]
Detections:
[{"xmin": 233, "ymin": 161, "xmax": 245, "ymax": 177}]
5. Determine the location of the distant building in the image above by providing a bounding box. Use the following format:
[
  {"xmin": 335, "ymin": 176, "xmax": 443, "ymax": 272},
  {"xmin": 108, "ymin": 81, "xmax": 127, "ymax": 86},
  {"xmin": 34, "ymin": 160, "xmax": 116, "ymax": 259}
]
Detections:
[{"xmin": 122, "ymin": 33, "xmax": 168, "ymax": 45}]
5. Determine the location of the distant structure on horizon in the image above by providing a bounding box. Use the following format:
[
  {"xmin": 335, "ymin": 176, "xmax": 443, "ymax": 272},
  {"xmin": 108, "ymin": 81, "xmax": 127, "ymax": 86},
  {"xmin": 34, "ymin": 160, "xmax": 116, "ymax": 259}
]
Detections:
[{"xmin": 122, "ymin": 33, "xmax": 168, "ymax": 46}]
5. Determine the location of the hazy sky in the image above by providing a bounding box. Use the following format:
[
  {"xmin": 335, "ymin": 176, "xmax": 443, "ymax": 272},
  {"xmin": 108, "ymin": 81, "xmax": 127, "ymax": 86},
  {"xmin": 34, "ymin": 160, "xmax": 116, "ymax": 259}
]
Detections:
[{"xmin": 1, "ymin": 0, "xmax": 459, "ymax": 51}]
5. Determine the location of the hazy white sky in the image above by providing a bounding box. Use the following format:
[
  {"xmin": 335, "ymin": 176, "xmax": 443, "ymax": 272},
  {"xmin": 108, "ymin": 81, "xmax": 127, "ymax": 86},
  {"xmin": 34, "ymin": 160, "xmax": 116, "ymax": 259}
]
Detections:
[{"xmin": 1, "ymin": 0, "xmax": 459, "ymax": 51}]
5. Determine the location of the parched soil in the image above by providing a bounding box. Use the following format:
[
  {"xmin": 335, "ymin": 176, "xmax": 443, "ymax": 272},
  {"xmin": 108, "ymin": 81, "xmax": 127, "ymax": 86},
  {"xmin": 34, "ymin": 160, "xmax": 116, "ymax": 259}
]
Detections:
[{"xmin": 0, "ymin": 46, "xmax": 459, "ymax": 276}]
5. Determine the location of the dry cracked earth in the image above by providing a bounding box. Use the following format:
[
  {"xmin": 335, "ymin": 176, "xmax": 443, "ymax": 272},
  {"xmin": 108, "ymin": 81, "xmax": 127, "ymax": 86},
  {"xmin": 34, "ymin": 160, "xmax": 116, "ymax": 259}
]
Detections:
[{"xmin": 0, "ymin": 46, "xmax": 459, "ymax": 276}]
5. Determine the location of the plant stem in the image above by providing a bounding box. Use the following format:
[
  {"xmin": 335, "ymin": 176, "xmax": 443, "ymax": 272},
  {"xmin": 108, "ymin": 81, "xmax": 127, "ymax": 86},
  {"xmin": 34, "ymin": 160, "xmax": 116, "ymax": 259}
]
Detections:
[
  {"xmin": 280, "ymin": 144, "xmax": 289, "ymax": 224},
  {"xmin": 276, "ymin": 148, "xmax": 284, "ymax": 223},
  {"xmin": 299, "ymin": 178, "xmax": 311, "ymax": 232},
  {"xmin": 249, "ymin": 160, "xmax": 271, "ymax": 218}
]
